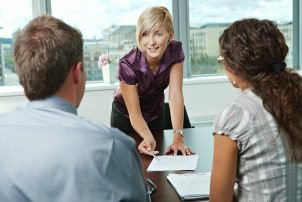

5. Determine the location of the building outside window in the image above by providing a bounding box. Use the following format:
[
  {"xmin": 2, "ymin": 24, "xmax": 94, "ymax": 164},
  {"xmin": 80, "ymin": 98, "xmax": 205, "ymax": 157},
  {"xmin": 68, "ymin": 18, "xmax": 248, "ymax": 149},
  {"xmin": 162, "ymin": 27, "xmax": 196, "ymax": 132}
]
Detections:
[
  {"xmin": 51, "ymin": 0, "xmax": 171, "ymax": 82},
  {"xmin": 0, "ymin": 0, "xmax": 32, "ymax": 86},
  {"xmin": 0, "ymin": 0, "xmax": 296, "ymax": 86},
  {"xmin": 189, "ymin": 0, "xmax": 293, "ymax": 76}
]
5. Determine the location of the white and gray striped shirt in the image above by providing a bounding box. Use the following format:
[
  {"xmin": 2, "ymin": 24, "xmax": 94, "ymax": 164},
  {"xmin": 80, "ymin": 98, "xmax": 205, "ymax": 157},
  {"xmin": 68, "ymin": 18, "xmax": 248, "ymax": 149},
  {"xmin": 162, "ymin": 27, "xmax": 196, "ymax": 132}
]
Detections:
[{"xmin": 214, "ymin": 89, "xmax": 302, "ymax": 202}]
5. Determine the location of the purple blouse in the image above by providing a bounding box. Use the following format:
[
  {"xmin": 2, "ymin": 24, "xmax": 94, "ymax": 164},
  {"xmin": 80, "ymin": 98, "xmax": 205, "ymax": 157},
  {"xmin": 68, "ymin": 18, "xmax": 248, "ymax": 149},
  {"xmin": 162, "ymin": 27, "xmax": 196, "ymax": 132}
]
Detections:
[{"xmin": 113, "ymin": 40, "xmax": 185, "ymax": 123}]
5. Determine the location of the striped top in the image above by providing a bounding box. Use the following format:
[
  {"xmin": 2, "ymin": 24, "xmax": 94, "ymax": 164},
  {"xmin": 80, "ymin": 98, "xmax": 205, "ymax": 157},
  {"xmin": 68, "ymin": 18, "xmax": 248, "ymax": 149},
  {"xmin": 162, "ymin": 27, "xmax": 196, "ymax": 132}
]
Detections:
[{"xmin": 213, "ymin": 89, "xmax": 302, "ymax": 202}]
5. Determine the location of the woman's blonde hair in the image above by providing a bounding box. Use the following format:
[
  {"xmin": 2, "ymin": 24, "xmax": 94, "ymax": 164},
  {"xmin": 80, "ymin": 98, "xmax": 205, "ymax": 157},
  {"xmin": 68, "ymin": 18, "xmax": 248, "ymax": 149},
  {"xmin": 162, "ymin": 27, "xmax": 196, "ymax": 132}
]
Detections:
[{"xmin": 136, "ymin": 6, "xmax": 174, "ymax": 51}]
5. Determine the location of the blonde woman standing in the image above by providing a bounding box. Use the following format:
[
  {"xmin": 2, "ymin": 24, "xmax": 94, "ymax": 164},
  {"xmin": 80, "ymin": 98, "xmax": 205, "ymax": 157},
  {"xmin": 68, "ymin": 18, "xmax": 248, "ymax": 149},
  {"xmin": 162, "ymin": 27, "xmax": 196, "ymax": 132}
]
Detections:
[{"xmin": 111, "ymin": 6, "xmax": 193, "ymax": 156}]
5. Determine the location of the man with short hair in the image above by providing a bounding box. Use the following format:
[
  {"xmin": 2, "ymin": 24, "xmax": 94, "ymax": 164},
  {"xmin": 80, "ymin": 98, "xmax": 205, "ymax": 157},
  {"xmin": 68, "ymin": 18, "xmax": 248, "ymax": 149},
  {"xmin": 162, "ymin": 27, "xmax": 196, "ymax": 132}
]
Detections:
[{"xmin": 0, "ymin": 15, "xmax": 147, "ymax": 202}]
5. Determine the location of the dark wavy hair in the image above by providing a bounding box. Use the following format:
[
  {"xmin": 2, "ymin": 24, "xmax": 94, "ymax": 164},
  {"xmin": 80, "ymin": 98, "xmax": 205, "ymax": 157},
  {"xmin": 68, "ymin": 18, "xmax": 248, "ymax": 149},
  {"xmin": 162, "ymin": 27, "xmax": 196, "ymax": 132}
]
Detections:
[
  {"xmin": 14, "ymin": 15, "xmax": 83, "ymax": 100},
  {"xmin": 219, "ymin": 18, "xmax": 302, "ymax": 161}
]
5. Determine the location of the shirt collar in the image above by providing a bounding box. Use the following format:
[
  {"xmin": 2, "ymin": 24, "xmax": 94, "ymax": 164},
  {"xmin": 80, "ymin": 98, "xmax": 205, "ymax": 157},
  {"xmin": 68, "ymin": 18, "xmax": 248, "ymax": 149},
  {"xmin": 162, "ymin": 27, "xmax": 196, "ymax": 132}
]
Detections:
[
  {"xmin": 27, "ymin": 96, "xmax": 77, "ymax": 115},
  {"xmin": 136, "ymin": 49, "xmax": 167, "ymax": 76}
]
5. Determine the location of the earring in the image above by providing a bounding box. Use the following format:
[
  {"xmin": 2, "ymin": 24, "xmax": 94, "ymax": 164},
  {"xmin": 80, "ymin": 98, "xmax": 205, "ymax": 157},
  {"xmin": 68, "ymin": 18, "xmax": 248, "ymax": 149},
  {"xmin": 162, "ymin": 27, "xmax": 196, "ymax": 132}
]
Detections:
[{"xmin": 232, "ymin": 80, "xmax": 236, "ymax": 85}]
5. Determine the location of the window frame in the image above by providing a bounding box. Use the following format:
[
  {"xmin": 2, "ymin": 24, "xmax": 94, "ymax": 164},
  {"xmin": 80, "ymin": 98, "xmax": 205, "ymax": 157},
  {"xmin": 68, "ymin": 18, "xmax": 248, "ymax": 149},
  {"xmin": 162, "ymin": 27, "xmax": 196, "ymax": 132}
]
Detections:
[
  {"xmin": 0, "ymin": 0, "xmax": 300, "ymax": 91},
  {"xmin": 293, "ymin": 0, "xmax": 301, "ymax": 69},
  {"xmin": 22, "ymin": 0, "xmax": 302, "ymax": 76}
]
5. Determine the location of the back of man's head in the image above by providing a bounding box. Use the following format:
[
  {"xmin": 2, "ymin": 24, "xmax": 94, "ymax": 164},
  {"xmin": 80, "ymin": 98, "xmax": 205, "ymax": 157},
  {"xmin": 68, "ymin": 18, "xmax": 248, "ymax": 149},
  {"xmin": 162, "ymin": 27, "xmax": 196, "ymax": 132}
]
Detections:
[{"xmin": 14, "ymin": 15, "xmax": 83, "ymax": 101}]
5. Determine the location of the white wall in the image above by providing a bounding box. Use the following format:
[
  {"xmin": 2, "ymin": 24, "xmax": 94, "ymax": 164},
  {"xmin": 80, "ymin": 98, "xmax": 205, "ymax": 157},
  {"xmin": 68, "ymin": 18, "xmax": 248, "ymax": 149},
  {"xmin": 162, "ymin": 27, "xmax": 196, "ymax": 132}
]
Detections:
[
  {"xmin": 182, "ymin": 76, "xmax": 238, "ymax": 126},
  {"xmin": 0, "ymin": 86, "xmax": 28, "ymax": 112},
  {"xmin": 0, "ymin": 76, "xmax": 240, "ymax": 127}
]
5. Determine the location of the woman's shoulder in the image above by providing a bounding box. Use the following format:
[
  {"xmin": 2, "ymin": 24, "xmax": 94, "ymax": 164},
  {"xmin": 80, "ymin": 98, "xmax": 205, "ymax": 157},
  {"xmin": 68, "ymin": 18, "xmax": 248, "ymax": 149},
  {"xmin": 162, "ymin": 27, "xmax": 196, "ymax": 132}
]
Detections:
[
  {"xmin": 170, "ymin": 40, "xmax": 182, "ymax": 47},
  {"xmin": 163, "ymin": 40, "xmax": 184, "ymax": 63},
  {"xmin": 120, "ymin": 47, "xmax": 142, "ymax": 65},
  {"xmin": 118, "ymin": 47, "xmax": 144, "ymax": 83},
  {"xmin": 215, "ymin": 91, "xmax": 257, "ymax": 126},
  {"xmin": 235, "ymin": 90, "xmax": 263, "ymax": 111},
  {"xmin": 167, "ymin": 40, "xmax": 183, "ymax": 52}
]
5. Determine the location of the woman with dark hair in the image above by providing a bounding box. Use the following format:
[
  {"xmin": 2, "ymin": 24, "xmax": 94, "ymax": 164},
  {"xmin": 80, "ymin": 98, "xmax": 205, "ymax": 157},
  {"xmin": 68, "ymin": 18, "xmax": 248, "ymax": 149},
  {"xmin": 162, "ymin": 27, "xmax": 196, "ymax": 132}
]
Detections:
[{"xmin": 210, "ymin": 18, "xmax": 302, "ymax": 201}]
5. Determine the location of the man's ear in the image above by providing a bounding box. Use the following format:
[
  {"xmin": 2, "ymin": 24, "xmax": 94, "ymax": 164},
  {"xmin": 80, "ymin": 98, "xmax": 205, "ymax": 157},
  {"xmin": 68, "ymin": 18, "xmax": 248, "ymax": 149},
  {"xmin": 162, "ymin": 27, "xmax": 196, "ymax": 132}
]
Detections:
[{"xmin": 73, "ymin": 61, "xmax": 82, "ymax": 84}]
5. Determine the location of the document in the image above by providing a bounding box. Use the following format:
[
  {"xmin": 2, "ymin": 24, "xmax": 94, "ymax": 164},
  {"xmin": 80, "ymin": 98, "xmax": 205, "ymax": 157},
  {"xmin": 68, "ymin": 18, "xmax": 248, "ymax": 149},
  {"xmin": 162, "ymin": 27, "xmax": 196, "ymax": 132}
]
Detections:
[
  {"xmin": 167, "ymin": 172, "xmax": 211, "ymax": 200},
  {"xmin": 147, "ymin": 155, "xmax": 199, "ymax": 171}
]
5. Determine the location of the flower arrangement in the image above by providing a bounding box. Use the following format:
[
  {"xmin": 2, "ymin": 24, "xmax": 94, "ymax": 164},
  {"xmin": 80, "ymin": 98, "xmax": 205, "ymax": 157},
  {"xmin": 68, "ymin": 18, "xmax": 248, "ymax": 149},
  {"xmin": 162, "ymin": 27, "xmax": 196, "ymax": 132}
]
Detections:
[
  {"xmin": 98, "ymin": 54, "xmax": 111, "ymax": 69},
  {"xmin": 97, "ymin": 48, "xmax": 118, "ymax": 83}
]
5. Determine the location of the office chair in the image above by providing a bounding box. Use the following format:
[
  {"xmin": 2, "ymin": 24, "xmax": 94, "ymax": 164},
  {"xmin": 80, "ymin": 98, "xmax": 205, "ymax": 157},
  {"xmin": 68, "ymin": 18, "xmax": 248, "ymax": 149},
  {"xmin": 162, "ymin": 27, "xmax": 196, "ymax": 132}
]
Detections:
[
  {"xmin": 146, "ymin": 178, "xmax": 157, "ymax": 202},
  {"xmin": 162, "ymin": 102, "xmax": 193, "ymax": 130}
]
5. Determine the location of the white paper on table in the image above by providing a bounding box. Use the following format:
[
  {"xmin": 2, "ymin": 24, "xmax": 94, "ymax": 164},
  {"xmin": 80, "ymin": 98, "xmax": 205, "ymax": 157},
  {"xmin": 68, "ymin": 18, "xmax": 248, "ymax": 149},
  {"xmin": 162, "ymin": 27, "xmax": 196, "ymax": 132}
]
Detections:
[
  {"xmin": 167, "ymin": 172, "xmax": 211, "ymax": 200},
  {"xmin": 147, "ymin": 155, "xmax": 199, "ymax": 171}
]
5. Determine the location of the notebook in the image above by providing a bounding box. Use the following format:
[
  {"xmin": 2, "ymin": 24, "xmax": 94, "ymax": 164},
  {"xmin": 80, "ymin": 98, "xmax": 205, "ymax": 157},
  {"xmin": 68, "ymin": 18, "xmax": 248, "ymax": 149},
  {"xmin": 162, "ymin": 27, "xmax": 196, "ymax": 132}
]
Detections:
[{"xmin": 167, "ymin": 172, "xmax": 211, "ymax": 200}]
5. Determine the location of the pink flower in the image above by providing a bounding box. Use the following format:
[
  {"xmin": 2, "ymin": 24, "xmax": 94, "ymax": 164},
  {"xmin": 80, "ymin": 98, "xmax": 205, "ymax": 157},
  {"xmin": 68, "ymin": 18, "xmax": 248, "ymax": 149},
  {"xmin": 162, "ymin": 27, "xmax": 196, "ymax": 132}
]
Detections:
[{"xmin": 98, "ymin": 54, "xmax": 110, "ymax": 69}]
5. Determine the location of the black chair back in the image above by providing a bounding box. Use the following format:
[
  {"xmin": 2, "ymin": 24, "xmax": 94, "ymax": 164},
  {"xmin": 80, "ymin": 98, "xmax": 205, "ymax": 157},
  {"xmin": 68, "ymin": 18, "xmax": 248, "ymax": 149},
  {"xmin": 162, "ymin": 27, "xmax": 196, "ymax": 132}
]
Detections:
[{"xmin": 162, "ymin": 103, "xmax": 193, "ymax": 130}]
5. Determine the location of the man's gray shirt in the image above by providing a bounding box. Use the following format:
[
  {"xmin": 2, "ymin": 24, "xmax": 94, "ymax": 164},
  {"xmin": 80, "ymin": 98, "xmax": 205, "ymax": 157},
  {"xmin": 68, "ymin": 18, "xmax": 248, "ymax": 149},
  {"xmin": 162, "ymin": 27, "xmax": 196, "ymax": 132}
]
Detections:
[{"xmin": 0, "ymin": 96, "xmax": 147, "ymax": 202}]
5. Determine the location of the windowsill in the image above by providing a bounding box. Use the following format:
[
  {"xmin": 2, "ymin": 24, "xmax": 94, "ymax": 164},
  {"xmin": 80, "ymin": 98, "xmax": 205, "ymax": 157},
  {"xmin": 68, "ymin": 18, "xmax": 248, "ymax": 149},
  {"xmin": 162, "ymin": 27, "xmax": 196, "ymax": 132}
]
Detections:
[
  {"xmin": 0, "ymin": 75, "xmax": 229, "ymax": 97},
  {"xmin": 183, "ymin": 75, "xmax": 228, "ymax": 84},
  {"xmin": 2, "ymin": 70, "xmax": 302, "ymax": 97},
  {"xmin": 0, "ymin": 85, "xmax": 24, "ymax": 97}
]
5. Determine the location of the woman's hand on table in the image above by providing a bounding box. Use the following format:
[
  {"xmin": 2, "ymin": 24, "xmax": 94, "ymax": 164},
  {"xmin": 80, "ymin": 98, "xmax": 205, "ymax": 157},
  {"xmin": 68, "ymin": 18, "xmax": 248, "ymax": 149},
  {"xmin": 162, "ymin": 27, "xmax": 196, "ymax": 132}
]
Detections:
[
  {"xmin": 138, "ymin": 135, "xmax": 159, "ymax": 156},
  {"xmin": 165, "ymin": 134, "xmax": 194, "ymax": 155}
]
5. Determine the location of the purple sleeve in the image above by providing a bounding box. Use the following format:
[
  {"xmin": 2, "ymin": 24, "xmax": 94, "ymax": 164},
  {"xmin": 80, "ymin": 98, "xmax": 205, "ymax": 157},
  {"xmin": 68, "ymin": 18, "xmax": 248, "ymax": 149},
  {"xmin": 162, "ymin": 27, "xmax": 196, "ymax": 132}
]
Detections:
[
  {"xmin": 164, "ymin": 41, "xmax": 185, "ymax": 67},
  {"xmin": 173, "ymin": 41, "xmax": 185, "ymax": 63},
  {"xmin": 118, "ymin": 60, "xmax": 137, "ymax": 85}
]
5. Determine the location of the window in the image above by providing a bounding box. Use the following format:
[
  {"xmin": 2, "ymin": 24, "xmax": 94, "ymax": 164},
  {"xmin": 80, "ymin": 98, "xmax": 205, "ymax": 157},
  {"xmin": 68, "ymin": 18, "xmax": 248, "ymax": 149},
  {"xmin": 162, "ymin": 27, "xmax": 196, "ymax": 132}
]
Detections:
[
  {"xmin": 51, "ymin": 0, "xmax": 172, "ymax": 83},
  {"xmin": 0, "ymin": 0, "xmax": 32, "ymax": 86},
  {"xmin": 189, "ymin": 0, "xmax": 293, "ymax": 76},
  {"xmin": 0, "ymin": 0, "xmax": 299, "ymax": 87}
]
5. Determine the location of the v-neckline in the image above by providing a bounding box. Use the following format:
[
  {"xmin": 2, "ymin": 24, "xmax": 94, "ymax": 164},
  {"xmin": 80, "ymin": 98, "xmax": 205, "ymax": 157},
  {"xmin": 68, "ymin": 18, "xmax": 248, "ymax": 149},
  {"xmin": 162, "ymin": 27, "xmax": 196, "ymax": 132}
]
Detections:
[{"xmin": 148, "ymin": 65, "xmax": 160, "ymax": 77}]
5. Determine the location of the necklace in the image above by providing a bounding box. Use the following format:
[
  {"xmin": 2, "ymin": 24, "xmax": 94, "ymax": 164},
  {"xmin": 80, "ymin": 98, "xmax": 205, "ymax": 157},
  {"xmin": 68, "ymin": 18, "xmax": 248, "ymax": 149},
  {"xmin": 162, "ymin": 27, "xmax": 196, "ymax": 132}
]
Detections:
[{"xmin": 150, "ymin": 65, "xmax": 159, "ymax": 74}]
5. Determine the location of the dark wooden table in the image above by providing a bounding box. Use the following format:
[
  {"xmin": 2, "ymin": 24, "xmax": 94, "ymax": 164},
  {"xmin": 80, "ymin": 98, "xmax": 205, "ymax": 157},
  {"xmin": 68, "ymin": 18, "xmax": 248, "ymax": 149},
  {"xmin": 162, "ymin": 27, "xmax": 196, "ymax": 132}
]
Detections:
[{"xmin": 129, "ymin": 127, "xmax": 214, "ymax": 202}]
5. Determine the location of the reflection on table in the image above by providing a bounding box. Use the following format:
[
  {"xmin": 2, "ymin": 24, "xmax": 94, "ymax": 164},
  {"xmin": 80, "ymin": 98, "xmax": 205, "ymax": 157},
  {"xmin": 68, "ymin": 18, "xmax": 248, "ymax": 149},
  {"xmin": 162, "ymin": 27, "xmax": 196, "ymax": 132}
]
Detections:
[{"xmin": 129, "ymin": 126, "xmax": 214, "ymax": 202}]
